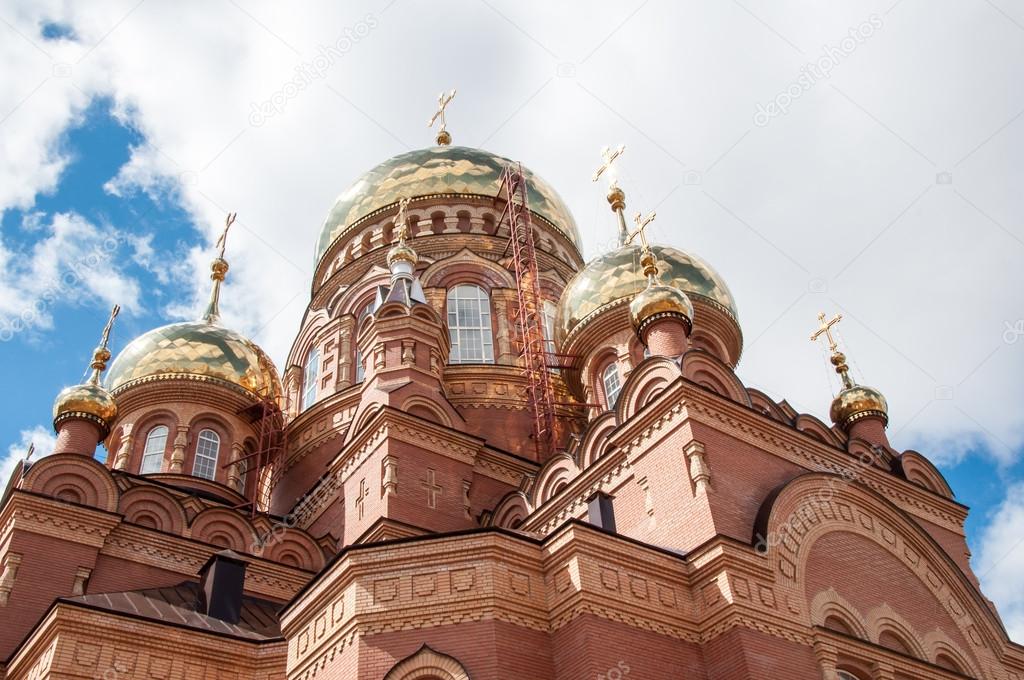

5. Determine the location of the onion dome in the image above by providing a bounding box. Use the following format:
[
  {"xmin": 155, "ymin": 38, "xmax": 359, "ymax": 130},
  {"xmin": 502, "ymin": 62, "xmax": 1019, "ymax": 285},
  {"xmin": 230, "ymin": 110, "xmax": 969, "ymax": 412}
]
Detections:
[
  {"xmin": 629, "ymin": 243, "xmax": 694, "ymax": 336},
  {"xmin": 53, "ymin": 305, "xmax": 120, "ymax": 436},
  {"xmin": 827, "ymin": 350, "xmax": 888, "ymax": 430},
  {"xmin": 810, "ymin": 313, "xmax": 888, "ymax": 432},
  {"xmin": 557, "ymin": 244, "xmax": 737, "ymax": 346},
  {"xmin": 314, "ymin": 145, "xmax": 581, "ymax": 264},
  {"xmin": 105, "ymin": 215, "xmax": 282, "ymax": 401}
]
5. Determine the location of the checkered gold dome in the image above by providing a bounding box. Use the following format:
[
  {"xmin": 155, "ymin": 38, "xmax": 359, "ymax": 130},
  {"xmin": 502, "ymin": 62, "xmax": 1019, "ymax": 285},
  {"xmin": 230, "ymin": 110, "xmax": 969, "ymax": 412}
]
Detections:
[
  {"xmin": 556, "ymin": 244, "xmax": 738, "ymax": 345},
  {"xmin": 105, "ymin": 320, "xmax": 282, "ymax": 400},
  {"xmin": 314, "ymin": 145, "xmax": 581, "ymax": 263}
]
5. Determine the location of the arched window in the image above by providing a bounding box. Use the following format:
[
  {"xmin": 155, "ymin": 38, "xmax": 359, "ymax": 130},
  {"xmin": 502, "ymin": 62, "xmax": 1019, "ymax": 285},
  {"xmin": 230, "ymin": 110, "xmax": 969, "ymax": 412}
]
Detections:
[
  {"xmin": 447, "ymin": 284, "xmax": 494, "ymax": 364},
  {"xmin": 193, "ymin": 429, "xmax": 220, "ymax": 480},
  {"xmin": 837, "ymin": 672, "xmax": 865, "ymax": 680},
  {"xmin": 542, "ymin": 300, "xmax": 559, "ymax": 373},
  {"xmin": 302, "ymin": 346, "xmax": 320, "ymax": 409},
  {"xmin": 602, "ymin": 361, "xmax": 623, "ymax": 409},
  {"xmin": 354, "ymin": 301, "xmax": 374, "ymax": 383},
  {"xmin": 140, "ymin": 425, "xmax": 168, "ymax": 474}
]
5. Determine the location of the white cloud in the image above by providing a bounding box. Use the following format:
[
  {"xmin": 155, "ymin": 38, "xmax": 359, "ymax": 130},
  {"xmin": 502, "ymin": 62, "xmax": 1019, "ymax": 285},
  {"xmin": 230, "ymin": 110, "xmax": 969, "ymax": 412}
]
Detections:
[
  {"xmin": 1, "ymin": 424, "xmax": 56, "ymax": 491},
  {"xmin": 0, "ymin": 212, "xmax": 140, "ymax": 341},
  {"xmin": 975, "ymin": 483, "xmax": 1024, "ymax": 643}
]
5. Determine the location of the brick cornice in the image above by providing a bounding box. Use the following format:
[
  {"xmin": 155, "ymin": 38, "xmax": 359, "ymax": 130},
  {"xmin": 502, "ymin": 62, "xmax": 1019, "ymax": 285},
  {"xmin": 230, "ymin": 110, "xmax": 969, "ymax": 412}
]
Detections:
[{"xmin": 0, "ymin": 491, "xmax": 120, "ymax": 549}]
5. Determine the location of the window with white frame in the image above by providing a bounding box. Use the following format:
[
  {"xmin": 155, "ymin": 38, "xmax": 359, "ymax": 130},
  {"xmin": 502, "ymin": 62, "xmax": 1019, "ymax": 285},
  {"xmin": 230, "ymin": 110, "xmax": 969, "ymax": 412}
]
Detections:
[
  {"xmin": 140, "ymin": 425, "xmax": 168, "ymax": 474},
  {"xmin": 447, "ymin": 284, "xmax": 494, "ymax": 364},
  {"xmin": 542, "ymin": 299, "xmax": 557, "ymax": 356},
  {"xmin": 602, "ymin": 361, "xmax": 623, "ymax": 409},
  {"xmin": 354, "ymin": 301, "xmax": 374, "ymax": 383},
  {"xmin": 302, "ymin": 346, "xmax": 320, "ymax": 409},
  {"xmin": 193, "ymin": 429, "xmax": 220, "ymax": 480}
]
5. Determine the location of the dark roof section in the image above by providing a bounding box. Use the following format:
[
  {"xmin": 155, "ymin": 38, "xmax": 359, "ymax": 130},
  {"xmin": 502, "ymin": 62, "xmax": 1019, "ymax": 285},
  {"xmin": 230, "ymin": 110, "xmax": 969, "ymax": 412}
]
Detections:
[{"xmin": 61, "ymin": 580, "xmax": 282, "ymax": 641}]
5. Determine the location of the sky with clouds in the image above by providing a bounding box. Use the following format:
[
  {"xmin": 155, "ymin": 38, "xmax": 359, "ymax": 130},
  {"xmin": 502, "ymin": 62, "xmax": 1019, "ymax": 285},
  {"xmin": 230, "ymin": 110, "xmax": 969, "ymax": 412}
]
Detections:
[{"xmin": 0, "ymin": 0, "xmax": 1022, "ymax": 641}]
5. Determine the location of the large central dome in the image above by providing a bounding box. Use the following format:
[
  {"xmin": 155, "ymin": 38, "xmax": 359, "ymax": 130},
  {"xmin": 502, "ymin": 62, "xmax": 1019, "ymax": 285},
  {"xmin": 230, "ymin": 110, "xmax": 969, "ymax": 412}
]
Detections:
[
  {"xmin": 105, "ymin": 321, "xmax": 282, "ymax": 400},
  {"xmin": 314, "ymin": 145, "xmax": 581, "ymax": 263}
]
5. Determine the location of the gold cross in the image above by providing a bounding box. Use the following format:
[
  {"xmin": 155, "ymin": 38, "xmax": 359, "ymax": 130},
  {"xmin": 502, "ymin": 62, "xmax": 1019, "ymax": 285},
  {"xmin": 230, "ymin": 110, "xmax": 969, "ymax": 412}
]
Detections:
[
  {"xmin": 810, "ymin": 312, "xmax": 843, "ymax": 352},
  {"xmin": 394, "ymin": 197, "xmax": 411, "ymax": 242},
  {"xmin": 99, "ymin": 304, "xmax": 120, "ymax": 349},
  {"xmin": 592, "ymin": 144, "xmax": 626, "ymax": 183},
  {"xmin": 216, "ymin": 212, "xmax": 237, "ymax": 259},
  {"xmin": 427, "ymin": 89, "xmax": 457, "ymax": 132},
  {"xmin": 625, "ymin": 210, "xmax": 656, "ymax": 251}
]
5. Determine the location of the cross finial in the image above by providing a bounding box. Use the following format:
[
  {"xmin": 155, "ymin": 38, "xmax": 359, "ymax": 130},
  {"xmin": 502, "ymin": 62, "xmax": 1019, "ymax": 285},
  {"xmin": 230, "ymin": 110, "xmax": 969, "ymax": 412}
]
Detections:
[
  {"xmin": 394, "ymin": 197, "xmax": 411, "ymax": 244},
  {"xmin": 216, "ymin": 212, "xmax": 236, "ymax": 259},
  {"xmin": 88, "ymin": 303, "xmax": 120, "ymax": 384},
  {"xmin": 626, "ymin": 211, "xmax": 657, "ymax": 251},
  {"xmin": 810, "ymin": 311, "xmax": 843, "ymax": 352},
  {"xmin": 427, "ymin": 89, "xmax": 457, "ymax": 145},
  {"xmin": 99, "ymin": 304, "xmax": 120, "ymax": 350},
  {"xmin": 592, "ymin": 144, "xmax": 626, "ymax": 184}
]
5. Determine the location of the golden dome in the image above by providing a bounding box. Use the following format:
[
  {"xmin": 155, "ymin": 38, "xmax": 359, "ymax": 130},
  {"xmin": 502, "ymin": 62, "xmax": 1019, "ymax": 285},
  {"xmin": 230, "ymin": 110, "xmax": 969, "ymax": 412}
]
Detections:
[
  {"xmin": 830, "ymin": 385, "xmax": 889, "ymax": 430},
  {"xmin": 105, "ymin": 320, "xmax": 282, "ymax": 400},
  {"xmin": 53, "ymin": 382, "xmax": 117, "ymax": 434},
  {"xmin": 314, "ymin": 145, "xmax": 581, "ymax": 263},
  {"xmin": 557, "ymin": 244, "xmax": 737, "ymax": 344},
  {"xmin": 387, "ymin": 241, "xmax": 417, "ymax": 268},
  {"xmin": 630, "ymin": 283, "xmax": 694, "ymax": 334}
]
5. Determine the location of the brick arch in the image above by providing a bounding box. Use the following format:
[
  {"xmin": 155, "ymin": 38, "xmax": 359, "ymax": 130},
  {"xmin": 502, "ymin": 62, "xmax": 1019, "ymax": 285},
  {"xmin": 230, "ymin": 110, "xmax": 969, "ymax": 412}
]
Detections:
[
  {"xmin": 189, "ymin": 508, "xmax": 259, "ymax": 553},
  {"xmin": 384, "ymin": 645, "xmax": 470, "ymax": 680},
  {"xmin": 754, "ymin": 473, "xmax": 1002, "ymax": 665},
  {"xmin": 897, "ymin": 450, "xmax": 953, "ymax": 499},
  {"xmin": 865, "ymin": 603, "xmax": 929, "ymax": 659},
  {"xmin": 22, "ymin": 453, "xmax": 118, "ymax": 512},
  {"xmin": 793, "ymin": 413, "xmax": 843, "ymax": 448},
  {"xmin": 747, "ymin": 388, "xmax": 791, "ymax": 425},
  {"xmin": 419, "ymin": 247, "xmax": 516, "ymax": 290},
  {"xmin": 491, "ymin": 491, "xmax": 532, "ymax": 529},
  {"xmin": 615, "ymin": 355, "xmax": 681, "ymax": 424},
  {"xmin": 809, "ymin": 587, "xmax": 870, "ymax": 640},
  {"xmin": 578, "ymin": 412, "xmax": 617, "ymax": 469},
  {"xmin": 533, "ymin": 453, "xmax": 579, "ymax": 507},
  {"xmin": 681, "ymin": 348, "xmax": 750, "ymax": 406},
  {"xmin": 924, "ymin": 630, "xmax": 980, "ymax": 678},
  {"xmin": 264, "ymin": 528, "xmax": 326, "ymax": 571},
  {"xmin": 125, "ymin": 408, "xmax": 179, "ymax": 473},
  {"xmin": 119, "ymin": 485, "xmax": 187, "ymax": 534},
  {"xmin": 400, "ymin": 395, "xmax": 453, "ymax": 428}
]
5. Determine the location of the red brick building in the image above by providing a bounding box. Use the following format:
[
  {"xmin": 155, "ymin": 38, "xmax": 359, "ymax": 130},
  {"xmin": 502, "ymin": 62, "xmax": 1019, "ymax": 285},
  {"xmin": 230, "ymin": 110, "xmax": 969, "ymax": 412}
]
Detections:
[{"xmin": 1, "ymin": 130, "xmax": 1022, "ymax": 679}]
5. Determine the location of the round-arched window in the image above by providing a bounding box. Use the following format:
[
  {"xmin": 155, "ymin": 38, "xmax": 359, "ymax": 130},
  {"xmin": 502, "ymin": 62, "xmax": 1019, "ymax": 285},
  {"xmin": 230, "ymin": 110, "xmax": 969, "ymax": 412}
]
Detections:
[
  {"xmin": 447, "ymin": 284, "xmax": 494, "ymax": 364},
  {"xmin": 602, "ymin": 361, "xmax": 623, "ymax": 409},
  {"xmin": 193, "ymin": 429, "xmax": 220, "ymax": 480},
  {"xmin": 140, "ymin": 425, "xmax": 168, "ymax": 474},
  {"xmin": 302, "ymin": 346, "xmax": 320, "ymax": 409}
]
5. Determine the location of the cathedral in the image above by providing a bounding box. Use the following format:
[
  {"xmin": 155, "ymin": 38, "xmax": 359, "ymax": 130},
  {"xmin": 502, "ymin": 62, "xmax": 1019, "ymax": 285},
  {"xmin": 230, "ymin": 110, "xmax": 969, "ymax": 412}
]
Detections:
[{"xmin": 1, "ymin": 99, "xmax": 1022, "ymax": 680}]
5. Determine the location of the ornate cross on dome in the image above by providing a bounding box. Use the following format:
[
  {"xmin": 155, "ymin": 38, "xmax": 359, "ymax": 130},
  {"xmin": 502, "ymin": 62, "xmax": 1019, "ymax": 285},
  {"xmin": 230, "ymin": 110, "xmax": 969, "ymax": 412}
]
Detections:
[
  {"xmin": 99, "ymin": 304, "xmax": 120, "ymax": 351},
  {"xmin": 810, "ymin": 311, "xmax": 843, "ymax": 352},
  {"xmin": 810, "ymin": 311, "xmax": 854, "ymax": 389},
  {"xmin": 88, "ymin": 303, "xmax": 120, "ymax": 384},
  {"xmin": 216, "ymin": 212, "xmax": 237, "ymax": 259},
  {"xmin": 626, "ymin": 211, "xmax": 657, "ymax": 251},
  {"xmin": 427, "ymin": 89, "xmax": 456, "ymax": 145},
  {"xmin": 394, "ymin": 197, "xmax": 411, "ymax": 243},
  {"xmin": 592, "ymin": 144, "xmax": 626, "ymax": 184}
]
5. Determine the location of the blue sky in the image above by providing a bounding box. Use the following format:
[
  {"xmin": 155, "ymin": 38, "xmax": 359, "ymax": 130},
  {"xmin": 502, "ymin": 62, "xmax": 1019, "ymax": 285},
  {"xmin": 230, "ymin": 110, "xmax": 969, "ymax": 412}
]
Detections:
[{"xmin": 1, "ymin": 0, "xmax": 1022, "ymax": 641}]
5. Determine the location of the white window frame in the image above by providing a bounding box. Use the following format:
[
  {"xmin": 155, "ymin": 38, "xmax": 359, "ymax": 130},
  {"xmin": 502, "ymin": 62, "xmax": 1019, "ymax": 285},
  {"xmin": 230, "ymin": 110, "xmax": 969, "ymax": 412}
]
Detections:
[
  {"xmin": 140, "ymin": 425, "xmax": 168, "ymax": 474},
  {"xmin": 193, "ymin": 429, "xmax": 220, "ymax": 480},
  {"xmin": 447, "ymin": 284, "xmax": 495, "ymax": 364},
  {"xmin": 354, "ymin": 301, "xmax": 374, "ymax": 383},
  {"xmin": 302, "ymin": 346, "xmax": 320, "ymax": 409},
  {"xmin": 602, "ymin": 361, "xmax": 623, "ymax": 409}
]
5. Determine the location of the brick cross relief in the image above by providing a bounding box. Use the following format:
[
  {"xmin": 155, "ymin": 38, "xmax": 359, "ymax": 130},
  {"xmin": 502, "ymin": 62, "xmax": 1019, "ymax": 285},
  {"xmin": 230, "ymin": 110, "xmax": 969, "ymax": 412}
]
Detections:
[{"xmin": 421, "ymin": 469, "xmax": 442, "ymax": 509}]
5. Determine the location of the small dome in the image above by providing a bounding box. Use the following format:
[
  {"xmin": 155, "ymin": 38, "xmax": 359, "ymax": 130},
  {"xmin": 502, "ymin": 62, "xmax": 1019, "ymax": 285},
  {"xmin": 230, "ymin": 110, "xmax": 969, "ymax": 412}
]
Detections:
[
  {"xmin": 630, "ymin": 283, "xmax": 694, "ymax": 334},
  {"xmin": 314, "ymin": 145, "xmax": 581, "ymax": 263},
  {"xmin": 106, "ymin": 321, "xmax": 282, "ymax": 400},
  {"xmin": 557, "ymin": 244, "xmax": 737, "ymax": 345},
  {"xmin": 53, "ymin": 382, "xmax": 117, "ymax": 434},
  {"xmin": 387, "ymin": 241, "xmax": 417, "ymax": 268},
  {"xmin": 830, "ymin": 385, "xmax": 888, "ymax": 430}
]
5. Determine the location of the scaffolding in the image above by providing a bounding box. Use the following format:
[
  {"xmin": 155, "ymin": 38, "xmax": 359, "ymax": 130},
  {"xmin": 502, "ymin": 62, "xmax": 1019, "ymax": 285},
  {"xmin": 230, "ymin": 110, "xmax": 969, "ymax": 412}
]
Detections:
[
  {"xmin": 231, "ymin": 394, "xmax": 286, "ymax": 518},
  {"xmin": 497, "ymin": 163, "xmax": 558, "ymax": 458}
]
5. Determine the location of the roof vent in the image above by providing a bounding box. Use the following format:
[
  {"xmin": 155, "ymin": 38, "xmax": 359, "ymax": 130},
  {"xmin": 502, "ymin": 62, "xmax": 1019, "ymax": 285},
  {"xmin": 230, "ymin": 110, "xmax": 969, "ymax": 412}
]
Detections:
[{"xmin": 198, "ymin": 549, "xmax": 248, "ymax": 623}]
